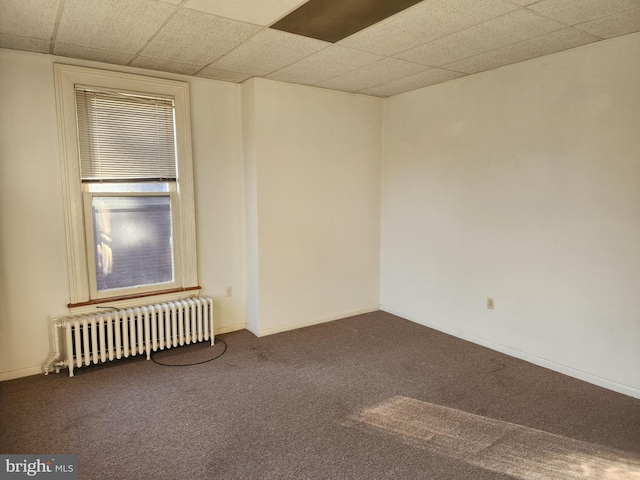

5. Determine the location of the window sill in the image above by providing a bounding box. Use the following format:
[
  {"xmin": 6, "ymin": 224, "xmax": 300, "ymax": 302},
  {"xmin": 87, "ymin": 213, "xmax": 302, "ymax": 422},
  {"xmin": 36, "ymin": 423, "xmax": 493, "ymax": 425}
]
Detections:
[{"xmin": 67, "ymin": 286, "xmax": 201, "ymax": 316}]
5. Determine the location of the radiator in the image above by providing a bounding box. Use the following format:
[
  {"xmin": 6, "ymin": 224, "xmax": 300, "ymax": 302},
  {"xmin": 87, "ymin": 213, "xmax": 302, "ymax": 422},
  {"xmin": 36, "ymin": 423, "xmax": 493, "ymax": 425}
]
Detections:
[{"xmin": 45, "ymin": 296, "xmax": 213, "ymax": 377}]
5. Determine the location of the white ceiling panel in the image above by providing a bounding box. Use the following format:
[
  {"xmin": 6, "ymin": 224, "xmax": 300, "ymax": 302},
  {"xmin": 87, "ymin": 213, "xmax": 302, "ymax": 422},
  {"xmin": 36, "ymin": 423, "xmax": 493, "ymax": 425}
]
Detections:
[
  {"xmin": 0, "ymin": 33, "xmax": 49, "ymax": 53},
  {"xmin": 0, "ymin": 0, "xmax": 59, "ymax": 39},
  {"xmin": 56, "ymin": 0, "xmax": 176, "ymax": 54},
  {"xmin": 140, "ymin": 8, "xmax": 261, "ymax": 66},
  {"xmin": 2, "ymin": 0, "xmax": 637, "ymax": 97},
  {"xmin": 443, "ymin": 28, "xmax": 600, "ymax": 74},
  {"xmin": 338, "ymin": 0, "xmax": 517, "ymax": 56},
  {"xmin": 210, "ymin": 29, "xmax": 328, "ymax": 76},
  {"xmin": 574, "ymin": 6, "xmax": 640, "ymax": 38},
  {"xmin": 317, "ymin": 58, "xmax": 429, "ymax": 92},
  {"xmin": 359, "ymin": 68, "xmax": 466, "ymax": 97},
  {"xmin": 528, "ymin": 0, "xmax": 640, "ymax": 26},
  {"xmin": 267, "ymin": 45, "xmax": 383, "ymax": 86},
  {"xmin": 184, "ymin": 0, "xmax": 309, "ymax": 27},
  {"xmin": 53, "ymin": 43, "xmax": 133, "ymax": 65},
  {"xmin": 397, "ymin": 9, "xmax": 566, "ymax": 67},
  {"xmin": 196, "ymin": 66, "xmax": 254, "ymax": 83},
  {"xmin": 130, "ymin": 56, "xmax": 202, "ymax": 75}
]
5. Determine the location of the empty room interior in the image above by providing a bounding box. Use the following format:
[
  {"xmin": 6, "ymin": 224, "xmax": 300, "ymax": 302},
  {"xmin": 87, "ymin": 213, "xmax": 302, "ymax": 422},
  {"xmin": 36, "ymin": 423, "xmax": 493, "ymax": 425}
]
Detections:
[{"xmin": 1, "ymin": 0, "xmax": 639, "ymax": 478}]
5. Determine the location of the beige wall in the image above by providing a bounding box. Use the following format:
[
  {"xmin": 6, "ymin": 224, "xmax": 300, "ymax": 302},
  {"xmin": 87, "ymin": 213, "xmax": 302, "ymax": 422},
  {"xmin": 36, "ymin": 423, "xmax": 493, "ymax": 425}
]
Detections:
[
  {"xmin": 0, "ymin": 50, "xmax": 383, "ymax": 379},
  {"xmin": 244, "ymin": 79, "xmax": 383, "ymax": 335},
  {"xmin": 0, "ymin": 49, "xmax": 247, "ymax": 380},
  {"xmin": 3, "ymin": 32, "xmax": 639, "ymax": 398},
  {"xmin": 381, "ymin": 32, "xmax": 640, "ymax": 397}
]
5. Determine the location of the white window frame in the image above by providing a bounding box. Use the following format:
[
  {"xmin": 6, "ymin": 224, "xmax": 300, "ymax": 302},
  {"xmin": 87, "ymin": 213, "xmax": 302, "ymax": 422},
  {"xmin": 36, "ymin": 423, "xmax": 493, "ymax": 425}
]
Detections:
[{"xmin": 54, "ymin": 64, "xmax": 198, "ymax": 311}]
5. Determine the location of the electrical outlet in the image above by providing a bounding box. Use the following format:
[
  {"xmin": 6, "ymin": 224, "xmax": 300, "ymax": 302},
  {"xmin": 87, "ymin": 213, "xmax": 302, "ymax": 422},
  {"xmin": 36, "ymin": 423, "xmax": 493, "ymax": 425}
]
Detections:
[
  {"xmin": 226, "ymin": 286, "xmax": 233, "ymax": 297},
  {"xmin": 487, "ymin": 297, "xmax": 494, "ymax": 310}
]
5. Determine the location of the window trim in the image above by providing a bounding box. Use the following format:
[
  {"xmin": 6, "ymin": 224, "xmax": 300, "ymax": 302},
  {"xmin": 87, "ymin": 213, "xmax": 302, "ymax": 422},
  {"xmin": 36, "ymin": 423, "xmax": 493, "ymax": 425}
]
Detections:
[{"xmin": 54, "ymin": 64, "xmax": 198, "ymax": 310}]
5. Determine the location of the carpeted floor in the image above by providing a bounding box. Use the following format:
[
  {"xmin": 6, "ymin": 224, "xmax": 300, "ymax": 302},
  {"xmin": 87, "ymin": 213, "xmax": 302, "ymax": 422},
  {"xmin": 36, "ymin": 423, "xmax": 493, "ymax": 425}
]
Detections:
[{"xmin": 1, "ymin": 311, "xmax": 639, "ymax": 479}]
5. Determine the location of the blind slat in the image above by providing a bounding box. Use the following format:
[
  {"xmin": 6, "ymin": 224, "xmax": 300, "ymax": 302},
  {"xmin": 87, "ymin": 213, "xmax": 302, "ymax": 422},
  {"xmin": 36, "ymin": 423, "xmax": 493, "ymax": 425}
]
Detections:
[{"xmin": 75, "ymin": 88, "xmax": 177, "ymax": 182}]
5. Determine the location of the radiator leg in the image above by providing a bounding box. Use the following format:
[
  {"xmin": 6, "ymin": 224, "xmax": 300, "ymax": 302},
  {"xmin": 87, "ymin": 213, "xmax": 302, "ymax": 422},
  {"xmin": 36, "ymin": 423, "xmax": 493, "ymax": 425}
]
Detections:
[{"xmin": 44, "ymin": 319, "xmax": 65, "ymax": 375}]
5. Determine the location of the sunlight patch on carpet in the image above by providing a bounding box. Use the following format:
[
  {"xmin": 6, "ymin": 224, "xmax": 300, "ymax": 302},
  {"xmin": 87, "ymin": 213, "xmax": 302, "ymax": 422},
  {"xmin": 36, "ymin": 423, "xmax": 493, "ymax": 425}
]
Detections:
[{"xmin": 352, "ymin": 396, "xmax": 640, "ymax": 480}]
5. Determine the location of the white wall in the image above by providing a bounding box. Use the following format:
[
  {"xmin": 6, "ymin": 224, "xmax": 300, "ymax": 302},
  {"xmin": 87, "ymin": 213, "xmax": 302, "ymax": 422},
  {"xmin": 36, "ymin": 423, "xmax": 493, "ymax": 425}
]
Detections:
[
  {"xmin": 0, "ymin": 50, "xmax": 383, "ymax": 379},
  {"xmin": 4, "ymin": 32, "xmax": 638, "ymax": 397},
  {"xmin": 0, "ymin": 49, "xmax": 246, "ymax": 380},
  {"xmin": 241, "ymin": 79, "xmax": 260, "ymax": 334},
  {"xmin": 381, "ymin": 33, "xmax": 640, "ymax": 398},
  {"xmin": 245, "ymin": 79, "xmax": 382, "ymax": 335}
]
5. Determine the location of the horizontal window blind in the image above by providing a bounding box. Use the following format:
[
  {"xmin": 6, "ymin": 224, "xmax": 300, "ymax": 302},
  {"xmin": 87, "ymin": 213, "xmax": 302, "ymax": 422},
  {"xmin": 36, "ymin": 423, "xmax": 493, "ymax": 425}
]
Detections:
[{"xmin": 75, "ymin": 88, "xmax": 177, "ymax": 182}]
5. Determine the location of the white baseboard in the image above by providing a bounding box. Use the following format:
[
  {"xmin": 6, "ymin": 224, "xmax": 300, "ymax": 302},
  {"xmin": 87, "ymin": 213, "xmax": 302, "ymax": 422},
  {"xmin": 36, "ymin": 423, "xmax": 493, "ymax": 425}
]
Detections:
[
  {"xmin": 255, "ymin": 306, "xmax": 381, "ymax": 337},
  {"xmin": 0, "ymin": 365, "xmax": 44, "ymax": 382},
  {"xmin": 214, "ymin": 322, "xmax": 247, "ymax": 335},
  {"xmin": 382, "ymin": 305, "xmax": 640, "ymax": 400}
]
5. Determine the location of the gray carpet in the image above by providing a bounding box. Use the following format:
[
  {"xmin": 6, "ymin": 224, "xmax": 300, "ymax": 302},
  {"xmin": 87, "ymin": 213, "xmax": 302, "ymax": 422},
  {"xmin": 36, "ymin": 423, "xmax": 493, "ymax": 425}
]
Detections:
[{"xmin": 1, "ymin": 311, "xmax": 639, "ymax": 479}]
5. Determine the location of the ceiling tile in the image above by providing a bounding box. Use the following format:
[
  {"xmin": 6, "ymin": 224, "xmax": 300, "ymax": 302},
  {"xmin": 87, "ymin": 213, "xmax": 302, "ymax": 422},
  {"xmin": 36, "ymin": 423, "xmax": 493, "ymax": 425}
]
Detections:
[
  {"xmin": 338, "ymin": 0, "xmax": 517, "ymax": 56},
  {"xmin": 0, "ymin": 0, "xmax": 59, "ymax": 39},
  {"xmin": 316, "ymin": 58, "xmax": 428, "ymax": 92},
  {"xmin": 267, "ymin": 45, "xmax": 383, "ymax": 85},
  {"xmin": 195, "ymin": 67, "xmax": 253, "ymax": 83},
  {"xmin": 359, "ymin": 68, "xmax": 466, "ymax": 97},
  {"xmin": 574, "ymin": 6, "xmax": 640, "ymax": 38},
  {"xmin": 527, "ymin": 0, "xmax": 640, "ymax": 26},
  {"xmin": 0, "ymin": 33, "xmax": 49, "ymax": 53},
  {"xmin": 397, "ymin": 9, "xmax": 566, "ymax": 67},
  {"xmin": 140, "ymin": 8, "xmax": 261, "ymax": 66},
  {"xmin": 184, "ymin": 0, "xmax": 308, "ymax": 27},
  {"xmin": 2, "ymin": 0, "xmax": 634, "ymax": 97},
  {"xmin": 443, "ymin": 27, "xmax": 600, "ymax": 74},
  {"xmin": 210, "ymin": 29, "xmax": 328, "ymax": 76},
  {"xmin": 53, "ymin": 43, "xmax": 133, "ymax": 65},
  {"xmin": 130, "ymin": 56, "xmax": 201, "ymax": 75},
  {"xmin": 56, "ymin": 0, "xmax": 176, "ymax": 54}
]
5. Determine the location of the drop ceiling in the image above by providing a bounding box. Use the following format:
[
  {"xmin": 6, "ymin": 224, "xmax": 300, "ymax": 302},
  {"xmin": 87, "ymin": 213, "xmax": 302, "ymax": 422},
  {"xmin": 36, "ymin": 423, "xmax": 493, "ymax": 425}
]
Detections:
[{"xmin": 1, "ymin": 0, "xmax": 639, "ymax": 97}]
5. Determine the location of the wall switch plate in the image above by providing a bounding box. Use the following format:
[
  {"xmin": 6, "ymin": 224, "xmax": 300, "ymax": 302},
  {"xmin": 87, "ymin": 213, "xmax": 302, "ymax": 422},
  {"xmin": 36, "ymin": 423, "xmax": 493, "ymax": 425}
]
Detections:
[
  {"xmin": 487, "ymin": 297, "xmax": 495, "ymax": 310},
  {"xmin": 226, "ymin": 286, "xmax": 233, "ymax": 297}
]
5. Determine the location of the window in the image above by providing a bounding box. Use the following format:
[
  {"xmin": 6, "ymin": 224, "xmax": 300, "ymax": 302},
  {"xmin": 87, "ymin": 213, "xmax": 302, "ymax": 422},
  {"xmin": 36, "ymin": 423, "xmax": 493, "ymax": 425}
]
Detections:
[{"xmin": 54, "ymin": 65, "xmax": 198, "ymax": 310}]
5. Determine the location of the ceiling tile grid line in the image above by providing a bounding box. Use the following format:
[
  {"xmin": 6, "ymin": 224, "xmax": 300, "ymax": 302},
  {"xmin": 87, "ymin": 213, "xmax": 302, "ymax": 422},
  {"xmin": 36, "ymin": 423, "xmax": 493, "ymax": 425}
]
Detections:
[
  {"xmin": 183, "ymin": 0, "xmax": 309, "ymax": 28},
  {"xmin": 380, "ymin": 1, "xmax": 611, "ymax": 65},
  {"xmin": 441, "ymin": 27, "xmax": 601, "ymax": 74},
  {"xmin": 265, "ymin": 44, "xmax": 385, "ymax": 86},
  {"xmin": 336, "ymin": 0, "xmax": 521, "ymax": 56},
  {"xmin": 271, "ymin": 46, "xmax": 384, "ymax": 87},
  {"xmin": 340, "ymin": 2, "xmax": 534, "ymax": 60},
  {"xmin": 393, "ymin": 8, "xmax": 568, "ymax": 68},
  {"xmin": 526, "ymin": 0, "xmax": 640, "ymax": 26},
  {"xmin": 125, "ymin": 0, "xmax": 188, "ymax": 67},
  {"xmin": 202, "ymin": 28, "xmax": 329, "ymax": 77},
  {"xmin": 572, "ymin": 6, "xmax": 640, "ymax": 39},
  {"xmin": 137, "ymin": 8, "xmax": 262, "ymax": 67},
  {"xmin": 1, "ymin": 0, "xmax": 640, "ymax": 97},
  {"xmin": 48, "ymin": 0, "xmax": 65, "ymax": 54},
  {"xmin": 190, "ymin": 26, "xmax": 270, "ymax": 77},
  {"xmin": 54, "ymin": 0, "xmax": 178, "ymax": 56}
]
